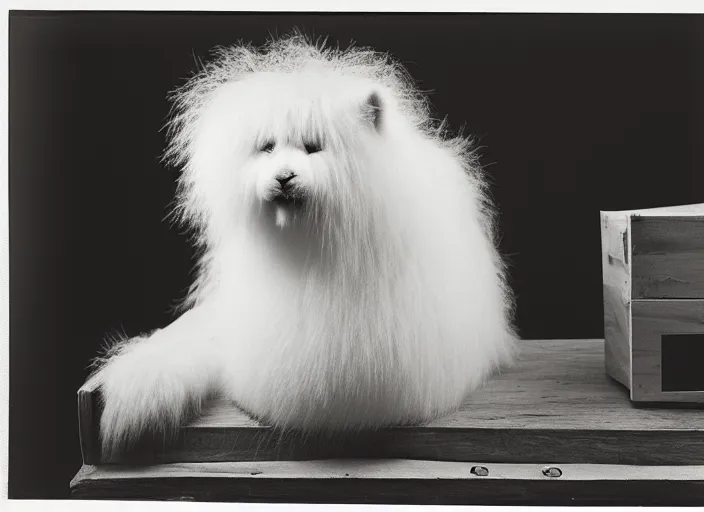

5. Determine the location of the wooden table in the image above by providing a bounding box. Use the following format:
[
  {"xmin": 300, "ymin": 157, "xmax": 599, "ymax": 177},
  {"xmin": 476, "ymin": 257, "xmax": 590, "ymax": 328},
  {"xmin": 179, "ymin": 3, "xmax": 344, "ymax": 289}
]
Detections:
[{"xmin": 70, "ymin": 339, "xmax": 704, "ymax": 505}]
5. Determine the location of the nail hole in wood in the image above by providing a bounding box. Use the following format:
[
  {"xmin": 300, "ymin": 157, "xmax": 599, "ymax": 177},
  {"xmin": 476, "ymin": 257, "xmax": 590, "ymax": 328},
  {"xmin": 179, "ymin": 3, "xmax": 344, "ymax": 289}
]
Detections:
[
  {"xmin": 542, "ymin": 466, "xmax": 562, "ymax": 478},
  {"xmin": 470, "ymin": 466, "xmax": 489, "ymax": 477}
]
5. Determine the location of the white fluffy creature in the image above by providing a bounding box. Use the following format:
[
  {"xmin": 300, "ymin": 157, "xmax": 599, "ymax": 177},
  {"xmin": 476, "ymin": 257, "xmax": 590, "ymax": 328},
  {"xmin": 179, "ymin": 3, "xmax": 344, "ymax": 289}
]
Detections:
[{"xmin": 91, "ymin": 34, "xmax": 517, "ymax": 458}]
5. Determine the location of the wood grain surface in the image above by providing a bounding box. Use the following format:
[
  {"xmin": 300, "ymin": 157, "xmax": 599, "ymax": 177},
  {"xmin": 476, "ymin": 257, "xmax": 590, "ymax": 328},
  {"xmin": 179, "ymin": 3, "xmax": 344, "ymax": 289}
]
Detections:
[
  {"xmin": 631, "ymin": 300, "xmax": 704, "ymax": 402},
  {"xmin": 631, "ymin": 216, "xmax": 704, "ymax": 299},
  {"xmin": 618, "ymin": 203, "xmax": 704, "ymax": 216},
  {"xmin": 79, "ymin": 339, "xmax": 704, "ymax": 466},
  {"xmin": 70, "ymin": 459, "xmax": 704, "ymax": 505},
  {"xmin": 601, "ymin": 210, "xmax": 632, "ymax": 388},
  {"xmin": 78, "ymin": 375, "xmax": 100, "ymax": 465}
]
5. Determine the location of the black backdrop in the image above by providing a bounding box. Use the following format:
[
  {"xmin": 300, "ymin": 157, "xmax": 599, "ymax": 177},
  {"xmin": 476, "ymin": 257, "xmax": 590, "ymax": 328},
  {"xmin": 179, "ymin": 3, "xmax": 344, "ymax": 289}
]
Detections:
[{"xmin": 9, "ymin": 11, "xmax": 704, "ymax": 498}]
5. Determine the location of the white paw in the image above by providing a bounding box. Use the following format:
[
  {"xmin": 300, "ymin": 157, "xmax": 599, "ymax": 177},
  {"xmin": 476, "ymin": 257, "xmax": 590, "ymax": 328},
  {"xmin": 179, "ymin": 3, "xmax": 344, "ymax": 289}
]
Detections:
[{"xmin": 93, "ymin": 336, "xmax": 198, "ymax": 458}]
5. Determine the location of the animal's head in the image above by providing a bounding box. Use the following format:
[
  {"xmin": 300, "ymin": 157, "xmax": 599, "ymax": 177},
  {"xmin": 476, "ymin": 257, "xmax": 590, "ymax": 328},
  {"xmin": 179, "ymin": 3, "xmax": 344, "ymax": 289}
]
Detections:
[
  {"xmin": 236, "ymin": 71, "xmax": 387, "ymax": 230},
  {"xmin": 164, "ymin": 33, "xmax": 432, "ymax": 245}
]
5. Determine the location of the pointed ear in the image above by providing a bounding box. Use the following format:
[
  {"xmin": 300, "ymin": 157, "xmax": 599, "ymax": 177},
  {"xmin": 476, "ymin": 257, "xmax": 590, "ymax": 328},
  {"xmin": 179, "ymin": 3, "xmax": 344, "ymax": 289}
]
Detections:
[{"xmin": 361, "ymin": 91, "xmax": 383, "ymax": 132}]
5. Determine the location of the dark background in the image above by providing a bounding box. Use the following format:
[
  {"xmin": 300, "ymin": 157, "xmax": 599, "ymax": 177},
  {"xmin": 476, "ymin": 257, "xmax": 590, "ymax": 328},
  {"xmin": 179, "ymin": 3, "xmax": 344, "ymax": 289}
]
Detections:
[{"xmin": 9, "ymin": 11, "xmax": 704, "ymax": 498}]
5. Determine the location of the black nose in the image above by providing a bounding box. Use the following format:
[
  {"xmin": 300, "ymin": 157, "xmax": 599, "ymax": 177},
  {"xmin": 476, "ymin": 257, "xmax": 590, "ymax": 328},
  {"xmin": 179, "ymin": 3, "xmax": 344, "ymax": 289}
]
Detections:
[{"xmin": 276, "ymin": 173, "xmax": 296, "ymax": 189}]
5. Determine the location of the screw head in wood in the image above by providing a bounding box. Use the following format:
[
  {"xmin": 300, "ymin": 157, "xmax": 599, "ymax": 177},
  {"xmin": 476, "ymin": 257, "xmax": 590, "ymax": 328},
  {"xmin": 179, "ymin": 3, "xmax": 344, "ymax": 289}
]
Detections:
[
  {"xmin": 470, "ymin": 466, "xmax": 489, "ymax": 477},
  {"xmin": 542, "ymin": 466, "xmax": 563, "ymax": 478}
]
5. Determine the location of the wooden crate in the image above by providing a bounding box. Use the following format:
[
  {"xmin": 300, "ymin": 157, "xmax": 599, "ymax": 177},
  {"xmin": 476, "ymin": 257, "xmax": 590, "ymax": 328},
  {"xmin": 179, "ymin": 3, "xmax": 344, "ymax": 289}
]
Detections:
[
  {"xmin": 600, "ymin": 203, "xmax": 704, "ymax": 403},
  {"xmin": 71, "ymin": 339, "xmax": 704, "ymax": 504}
]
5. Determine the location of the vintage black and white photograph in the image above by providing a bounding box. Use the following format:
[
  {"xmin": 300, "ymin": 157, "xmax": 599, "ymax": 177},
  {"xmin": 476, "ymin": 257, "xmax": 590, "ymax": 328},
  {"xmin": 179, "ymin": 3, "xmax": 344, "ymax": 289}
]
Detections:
[{"xmin": 5, "ymin": 3, "xmax": 704, "ymax": 507}]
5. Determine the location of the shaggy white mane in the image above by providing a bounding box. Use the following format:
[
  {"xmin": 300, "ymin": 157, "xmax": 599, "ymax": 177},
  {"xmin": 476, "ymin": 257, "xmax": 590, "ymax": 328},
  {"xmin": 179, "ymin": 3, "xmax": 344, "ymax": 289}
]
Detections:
[
  {"xmin": 91, "ymin": 32, "xmax": 517, "ymax": 459},
  {"xmin": 164, "ymin": 34, "xmax": 498, "ymax": 308}
]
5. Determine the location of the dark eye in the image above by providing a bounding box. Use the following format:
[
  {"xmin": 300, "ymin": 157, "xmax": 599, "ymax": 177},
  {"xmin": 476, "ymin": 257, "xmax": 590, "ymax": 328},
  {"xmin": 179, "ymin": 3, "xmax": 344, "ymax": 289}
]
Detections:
[
  {"xmin": 303, "ymin": 142, "xmax": 322, "ymax": 155},
  {"xmin": 260, "ymin": 141, "xmax": 275, "ymax": 153}
]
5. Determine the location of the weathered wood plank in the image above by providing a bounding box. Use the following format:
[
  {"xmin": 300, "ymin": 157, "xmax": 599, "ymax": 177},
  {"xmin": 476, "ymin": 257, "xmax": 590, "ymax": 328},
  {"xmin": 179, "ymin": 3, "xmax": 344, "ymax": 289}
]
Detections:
[
  {"xmin": 78, "ymin": 375, "xmax": 101, "ymax": 466},
  {"xmin": 619, "ymin": 203, "xmax": 704, "ymax": 216},
  {"xmin": 70, "ymin": 459, "xmax": 704, "ymax": 481},
  {"xmin": 631, "ymin": 216, "xmax": 704, "ymax": 299},
  {"xmin": 631, "ymin": 299, "xmax": 704, "ymax": 402},
  {"xmin": 79, "ymin": 340, "xmax": 704, "ymax": 466},
  {"xmin": 601, "ymin": 210, "xmax": 632, "ymax": 389},
  {"xmin": 70, "ymin": 460, "xmax": 704, "ymax": 505}
]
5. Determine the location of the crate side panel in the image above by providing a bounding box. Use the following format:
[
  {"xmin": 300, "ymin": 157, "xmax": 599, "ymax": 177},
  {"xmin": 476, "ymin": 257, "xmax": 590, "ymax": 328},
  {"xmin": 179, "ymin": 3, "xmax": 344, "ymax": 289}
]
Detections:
[
  {"xmin": 601, "ymin": 211, "xmax": 632, "ymax": 388},
  {"xmin": 632, "ymin": 216, "xmax": 704, "ymax": 299},
  {"xmin": 631, "ymin": 299, "xmax": 704, "ymax": 403}
]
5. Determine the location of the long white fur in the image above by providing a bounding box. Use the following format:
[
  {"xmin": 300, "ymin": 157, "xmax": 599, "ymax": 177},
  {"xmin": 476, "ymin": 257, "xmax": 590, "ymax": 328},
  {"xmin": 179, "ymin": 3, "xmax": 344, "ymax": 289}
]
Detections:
[{"xmin": 91, "ymin": 33, "xmax": 517, "ymax": 458}]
